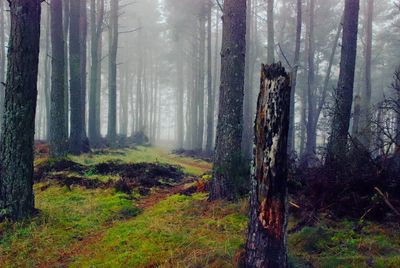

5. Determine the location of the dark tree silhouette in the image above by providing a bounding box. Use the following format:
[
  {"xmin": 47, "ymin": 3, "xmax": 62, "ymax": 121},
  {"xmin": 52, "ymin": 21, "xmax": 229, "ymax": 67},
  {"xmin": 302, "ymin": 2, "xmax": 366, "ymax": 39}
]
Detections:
[
  {"xmin": 49, "ymin": 0, "xmax": 67, "ymax": 157},
  {"xmin": 0, "ymin": 0, "xmax": 41, "ymax": 220},
  {"xmin": 107, "ymin": 0, "xmax": 118, "ymax": 146},
  {"xmin": 326, "ymin": 0, "xmax": 360, "ymax": 168},
  {"xmin": 69, "ymin": 0, "xmax": 85, "ymax": 154},
  {"xmin": 89, "ymin": 0, "xmax": 104, "ymax": 145},
  {"xmin": 209, "ymin": 0, "xmax": 247, "ymax": 200}
]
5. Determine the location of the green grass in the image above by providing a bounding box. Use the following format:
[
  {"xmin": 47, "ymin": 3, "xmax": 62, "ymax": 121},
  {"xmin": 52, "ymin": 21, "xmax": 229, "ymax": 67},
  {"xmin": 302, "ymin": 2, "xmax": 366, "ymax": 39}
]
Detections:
[
  {"xmin": 69, "ymin": 146, "xmax": 211, "ymax": 176},
  {"xmin": 70, "ymin": 193, "xmax": 247, "ymax": 268},
  {"xmin": 1, "ymin": 148, "xmax": 400, "ymax": 268},
  {"xmin": 289, "ymin": 220, "xmax": 400, "ymax": 268},
  {"xmin": 0, "ymin": 185, "xmax": 138, "ymax": 267}
]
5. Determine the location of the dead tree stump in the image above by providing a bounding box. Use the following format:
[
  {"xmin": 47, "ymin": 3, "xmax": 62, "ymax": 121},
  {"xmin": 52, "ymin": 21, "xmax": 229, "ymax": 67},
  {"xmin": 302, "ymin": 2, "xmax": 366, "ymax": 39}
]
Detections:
[{"xmin": 244, "ymin": 63, "xmax": 291, "ymax": 268}]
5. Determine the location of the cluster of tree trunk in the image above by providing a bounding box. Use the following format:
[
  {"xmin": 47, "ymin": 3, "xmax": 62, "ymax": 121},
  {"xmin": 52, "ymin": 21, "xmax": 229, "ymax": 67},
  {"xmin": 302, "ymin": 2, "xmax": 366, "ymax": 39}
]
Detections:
[
  {"xmin": 166, "ymin": 0, "xmax": 217, "ymax": 153},
  {"xmin": 213, "ymin": 0, "xmax": 364, "ymax": 266}
]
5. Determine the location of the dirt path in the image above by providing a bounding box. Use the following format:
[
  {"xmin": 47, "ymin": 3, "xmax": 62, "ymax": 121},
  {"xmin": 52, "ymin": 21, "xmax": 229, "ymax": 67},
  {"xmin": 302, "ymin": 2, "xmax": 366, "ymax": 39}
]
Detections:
[{"xmin": 44, "ymin": 177, "xmax": 196, "ymax": 268}]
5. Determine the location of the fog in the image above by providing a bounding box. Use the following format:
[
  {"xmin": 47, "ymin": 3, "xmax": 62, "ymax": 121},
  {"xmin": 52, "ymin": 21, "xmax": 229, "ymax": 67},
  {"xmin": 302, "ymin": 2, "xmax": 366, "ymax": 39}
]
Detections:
[{"xmin": 1, "ymin": 0, "xmax": 397, "ymax": 155}]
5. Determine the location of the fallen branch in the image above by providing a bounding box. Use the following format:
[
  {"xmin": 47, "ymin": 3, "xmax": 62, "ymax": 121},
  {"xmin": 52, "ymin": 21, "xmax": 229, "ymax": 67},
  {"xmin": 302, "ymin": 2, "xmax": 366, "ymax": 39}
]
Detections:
[{"xmin": 374, "ymin": 187, "xmax": 400, "ymax": 218}]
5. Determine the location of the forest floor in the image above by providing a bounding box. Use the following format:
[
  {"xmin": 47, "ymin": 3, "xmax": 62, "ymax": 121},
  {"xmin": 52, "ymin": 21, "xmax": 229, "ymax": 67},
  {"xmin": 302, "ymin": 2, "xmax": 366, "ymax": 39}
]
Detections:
[{"xmin": 0, "ymin": 146, "xmax": 399, "ymax": 268}]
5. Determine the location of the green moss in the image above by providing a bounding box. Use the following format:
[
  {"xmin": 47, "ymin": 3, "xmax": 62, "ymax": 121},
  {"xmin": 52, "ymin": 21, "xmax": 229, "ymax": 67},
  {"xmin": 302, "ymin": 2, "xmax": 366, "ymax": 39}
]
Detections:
[
  {"xmin": 70, "ymin": 147, "xmax": 211, "ymax": 176},
  {"xmin": 2, "ymin": 148, "xmax": 400, "ymax": 267},
  {"xmin": 289, "ymin": 220, "xmax": 400, "ymax": 268},
  {"xmin": 0, "ymin": 186, "xmax": 136, "ymax": 267},
  {"xmin": 70, "ymin": 194, "xmax": 247, "ymax": 267}
]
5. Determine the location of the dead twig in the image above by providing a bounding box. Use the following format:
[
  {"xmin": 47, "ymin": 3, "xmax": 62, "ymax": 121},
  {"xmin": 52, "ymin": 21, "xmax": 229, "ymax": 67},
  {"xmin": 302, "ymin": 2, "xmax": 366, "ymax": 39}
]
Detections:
[{"xmin": 374, "ymin": 187, "xmax": 400, "ymax": 218}]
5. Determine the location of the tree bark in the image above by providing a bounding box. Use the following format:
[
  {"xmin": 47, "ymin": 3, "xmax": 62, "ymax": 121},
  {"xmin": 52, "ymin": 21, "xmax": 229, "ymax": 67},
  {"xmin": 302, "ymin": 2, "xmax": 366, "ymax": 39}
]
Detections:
[
  {"xmin": 44, "ymin": 10, "xmax": 51, "ymax": 140},
  {"xmin": 95, "ymin": 25, "xmax": 102, "ymax": 138},
  {"xmin": 209, "ymin": 0, "xmax": 247, "ymax": 201},
  {"xmin": 242, "ymin": 0, "xmax": 253, "ymax": 159},
  {"xmin": 212, "ymin": 8, "xmax": 220, "ymax": 151},
  {"xmin": 197, "ymin": 8, "xmax": 206, "ymax": 151},
  {"xmin": 80, "ymin": 0, "xmax": 88, "ymax": 136},
  {"xmin": 63, "ymin": 0, "xmax": 70, "ymax": 137},
  {"xmin": 244, "ymin": 63, "xmax": 291, "ymax": 268},
  {"xmin": 49, "ymin": 0, "xmax": 67, "ymax": 157},
  {"xmin": 189, "ymin": 28, "xmax": 199, "ymax": 149},
  {"xmin": 107, "ymin": 0, "xmax": 118, "ymax": 145},
  {"xmin": 89, "ymin": 0, "xmax": 104, "ymax": 145},
  {"xmin": 0, "ymin": 1, "xmax": 6, "ymax": 132},
  {"xmin": 69, "ymin": 0, "xmax": 85, "ymax": 154},
  {"xmin": 326, "ymin": 0, "xmax": 360, "ymax": 168},
  {"xmin": 205, "ymin": 1, "xmax": 214, "ymax": 154},
  {"xmin": 0, "ymin": 0, "xmax": 41, "ymax": 221}
]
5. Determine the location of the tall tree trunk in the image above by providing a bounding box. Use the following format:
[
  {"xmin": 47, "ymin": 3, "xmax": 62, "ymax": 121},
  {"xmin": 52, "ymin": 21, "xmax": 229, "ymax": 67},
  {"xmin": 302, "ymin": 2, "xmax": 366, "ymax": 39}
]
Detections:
[
  {"xmin": 44, "ymin": 10, "xmax": 51, "ymax": 140},
  {"xmin": 107, "ymin": 0, "xmax": 118, "ymax": 145},
  {"xmin": 89, "ymin": 0, "xmax": 104, "ymax": 145},
  {"xmin": 244, "ymin": 63, "xmax": 291, "ymax": 268},
  {"xmin": 69, "ymin": 0, "xmax": 85, "ymax": 154},
  {"xmin": 197, "ymin": 10, "xmax": 206, "ymax": 151},
  {"xmin": 205, "ymin": 1, "xmax": 214, "ymax": 154},
  {"xmin": 242, "ymin": 0, "xmax": 253, "ymax": 159},
  {"xmin": 96, "ymin": 26, "xmax": 102, "ymax": 138},
  {"xmin": 0, "ymin": 1, "xmax": 6, "ymax": 132},
  {"xmin": 304, "ymin": 0, "xmax": 316, "ymax": 159},
  {"xmin": 209, "ymin": 0, "xmax": 247, "ymax": 201},
  {"xmin": 63, "ymin": 0, "xmax": 70, "ymax": 137},
  {"xmin": 120, "ymin": 67, "xmax": 129, "ymax": 137},
  {"xmin": 0, "ymin": 0, "xmax": 41, "ymax": 221},
  {"xmin": 189, "ymin": 29, "xmax": 199, "ymax": 149},
  {"xmin": 136, "ymin": 24, "xmax": 143, "ymax": 133},
  {"xmin": 267, "ymin": 0, "xmax": 275, "ymax": 64},
  {"xmin": 320, "ymin": 15, "xmax": 343, "ymax": 112},
  {"xmin": 89, "ymin": 0, "xmax": 97, "ymax": 144},
  {"xmin": 80, "ymin": 0, "xmax": 88, "ymax": 137},
  {"xmin": 288, "ymin": 0, "xmax": 302, "ymax": 153},
  {"xmin": 212, "ymin": 8, "xmax": 220, "ymax": 151},
  {"xmin": 299, "ymin": 2, "xmax": 309, "ymax": 157},
  {"xmin": 351, "ymin": 95, "xmax": 361, "ymax": 137},
  {"xmin": 49, "ymin": 0, "xmax": 67, "ymax": 157},
  {"xmin": 326, "ymin": 0, "xmax": 360, "ymax": 168},
  {"xmin": 130, "ymin": 71, "xmax": 135, "ymax": 136},
  {"xmin": 359, "ymin": 0, "xmax": 373, "ymax": 148},
  {"xmin": 176, "ymin": 37, "xmax": 184, "ymax": 149}
]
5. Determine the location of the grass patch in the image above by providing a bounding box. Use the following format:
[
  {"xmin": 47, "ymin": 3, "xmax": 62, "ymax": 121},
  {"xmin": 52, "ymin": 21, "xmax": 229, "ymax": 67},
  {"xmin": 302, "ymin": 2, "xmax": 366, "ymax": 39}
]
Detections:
[
  {"xmin": 0, "ymin": 185, "xmax": 137, "ymax": 267},
  {"xmin": 2, "ymin": 148, "xmax": 399, "ymax": 268},
  {"xmin": 70, "ymin": 147, "xmax": 211, "ymax": 176},
  {"xmin": 289, "ymin": 220, "xmax": 400, "ymax": 267},
  {"xmin": 70, "ymin": 193, "xmax": 247, "ymax": 267}
]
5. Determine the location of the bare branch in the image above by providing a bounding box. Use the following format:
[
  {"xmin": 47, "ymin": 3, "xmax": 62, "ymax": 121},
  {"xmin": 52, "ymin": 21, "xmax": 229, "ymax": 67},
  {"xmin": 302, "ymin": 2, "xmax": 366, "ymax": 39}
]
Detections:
[{"xmin": 215, "ymin": 0, "xmax": 223, "ymax": 12}]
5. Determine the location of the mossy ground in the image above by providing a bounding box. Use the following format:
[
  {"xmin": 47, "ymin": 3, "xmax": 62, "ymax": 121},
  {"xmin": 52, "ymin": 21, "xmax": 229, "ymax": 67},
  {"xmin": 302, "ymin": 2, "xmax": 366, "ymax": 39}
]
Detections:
[{"xmin": 0, "ymin": 147, "xmax": 399, "ymax": 267}]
